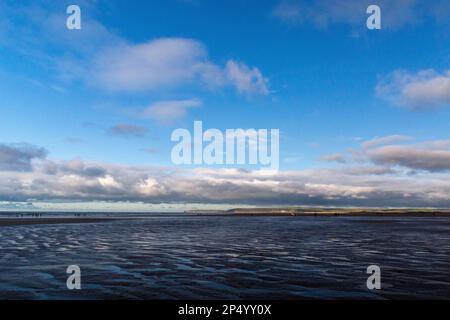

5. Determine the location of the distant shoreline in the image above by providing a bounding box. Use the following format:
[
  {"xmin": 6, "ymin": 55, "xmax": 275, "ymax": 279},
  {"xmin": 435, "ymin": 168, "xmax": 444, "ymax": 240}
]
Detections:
[
  {"xmin": 0, "ymin": 217, "xmax": 122, "ymax": 227},
  {"xmin": 2, "ymin": 208, "xmax": 450, "ymax": 228},
  {"xmin": 187, "ymin": 208, "xmax": 450, "ymax": 217}
]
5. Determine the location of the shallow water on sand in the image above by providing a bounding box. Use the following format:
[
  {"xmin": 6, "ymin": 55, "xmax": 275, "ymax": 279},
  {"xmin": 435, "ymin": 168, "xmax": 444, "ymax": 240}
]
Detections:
[{"xmin": 0, "ymin": 216, "xmax": 450, "ymax": 299}]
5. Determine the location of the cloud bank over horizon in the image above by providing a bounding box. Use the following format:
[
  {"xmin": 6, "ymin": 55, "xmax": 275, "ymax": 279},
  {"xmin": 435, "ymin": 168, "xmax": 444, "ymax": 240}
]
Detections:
[{"xmin": 1, "ymin": 136, "xmax": 450, "ymax": 208}]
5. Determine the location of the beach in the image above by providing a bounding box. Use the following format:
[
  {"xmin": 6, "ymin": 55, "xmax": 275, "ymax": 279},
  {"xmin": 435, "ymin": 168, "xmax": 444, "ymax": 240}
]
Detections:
[{"xmin": 1, "ymin": 215, "xmax": 450, "ymax": 299}]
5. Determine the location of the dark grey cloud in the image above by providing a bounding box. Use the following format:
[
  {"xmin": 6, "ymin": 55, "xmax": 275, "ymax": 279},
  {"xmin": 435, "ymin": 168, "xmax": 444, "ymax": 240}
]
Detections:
[
  {"xmin": 368, "ymin": 146, "xmax": 450, "ymax": 172},
  {"xmin": 376, "ymin": 70, "xmax": 450, "ymax": 111},
  {"xmin": 345, "ymin": 136, "xmax": 450, "ymax": 172},
  {"xmin": 42, "ymin": 159, "xmax": 107, "ymax": 178},
  {"xmin": 342, "ymin": 166, "xmax": 395, "ymax": 176},
  {"xmin": 108, "ymin": 124, "xmax": 149, "ymax": 138},
  {"xmin": 0, "ymin": 143, "xmax": 47, "ymax": 172}
]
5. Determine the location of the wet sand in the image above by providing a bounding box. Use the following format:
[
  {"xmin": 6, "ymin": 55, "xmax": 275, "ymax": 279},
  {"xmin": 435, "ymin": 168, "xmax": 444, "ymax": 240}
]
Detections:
[
  {"xmin": 0, "ymin": 217, "xmax": 121, "ymax": 227},
  {"xmin": 2, "ymin": 216, "xmax": 450, "ymax": 299}
]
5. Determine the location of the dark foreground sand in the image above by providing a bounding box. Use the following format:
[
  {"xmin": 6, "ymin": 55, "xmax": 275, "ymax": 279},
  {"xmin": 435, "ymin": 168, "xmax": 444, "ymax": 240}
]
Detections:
[{"xmin": 0, "ymin": 218, "xmax": 120, "ymax": 227}]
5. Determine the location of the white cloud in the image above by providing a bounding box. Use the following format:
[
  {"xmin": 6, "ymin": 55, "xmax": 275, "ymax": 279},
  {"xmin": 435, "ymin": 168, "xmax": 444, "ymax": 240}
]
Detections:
[
  {"xmin": 90, "ymin": 38, "xmax": 270, "ymax": 95},
  {"xmin": 91, "ymin": 38, "xmax": 212, "ymax": 92},
  {"xmin": 136, "ymin": 177, "xmax": 166, "ymax": 197},
  {"xmin": 88, "ymin": 38, "xmax": 269, "ymax": 95},
  {"xmin": 141, "ymin": 99, "xmax": 203, "ymax": 124},
  {"xmin": 0, "ymin": 3, "xmax": 270, "ymax": 97},
  {"xmin": 376, "ymin": 69, "xmax": 450, "ymax": 110},
  {"xmin": 272, "ymin": 0, "xmax": 450, "ymax": 30},
  {"xmin": 98, "ymin": 175, "xmax": 122, "ymax": 189},
  {"xmin": 225, "ymin": 60, "xmax": 270, "ymax": 95}
]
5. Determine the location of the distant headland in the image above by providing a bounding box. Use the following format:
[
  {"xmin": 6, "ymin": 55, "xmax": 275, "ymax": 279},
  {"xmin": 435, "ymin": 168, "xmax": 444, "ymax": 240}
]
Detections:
[{"xmin": 185, "ymin": 207, "xmax": 450, "ymax": 217}]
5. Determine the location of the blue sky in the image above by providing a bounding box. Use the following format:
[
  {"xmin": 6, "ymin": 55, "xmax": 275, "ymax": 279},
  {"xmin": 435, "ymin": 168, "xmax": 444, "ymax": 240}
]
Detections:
[{"xmin": 1, "ymin": 0, "xmax": 450, "ymax": 211}]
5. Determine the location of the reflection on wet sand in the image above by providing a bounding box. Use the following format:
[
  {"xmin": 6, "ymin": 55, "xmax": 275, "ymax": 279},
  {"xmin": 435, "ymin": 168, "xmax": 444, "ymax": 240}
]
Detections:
[{"xmin": 0, "ymin": 216, "xmax": 450, "ymax": 299}]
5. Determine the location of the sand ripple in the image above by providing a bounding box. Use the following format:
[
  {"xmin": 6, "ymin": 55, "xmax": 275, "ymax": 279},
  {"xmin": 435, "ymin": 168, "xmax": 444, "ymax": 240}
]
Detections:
[{"xmin": 0, "ymin": 216, "xmax": 450, "ymax": 299}]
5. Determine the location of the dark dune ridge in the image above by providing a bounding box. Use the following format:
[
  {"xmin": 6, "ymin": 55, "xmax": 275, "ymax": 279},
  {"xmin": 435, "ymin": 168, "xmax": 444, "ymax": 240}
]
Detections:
[{"xmin": 188, "ymin": 207, "xmax": 450, "ymax": 216}]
